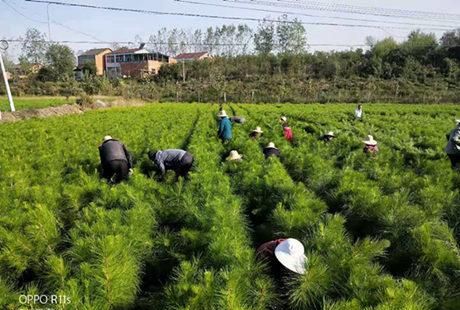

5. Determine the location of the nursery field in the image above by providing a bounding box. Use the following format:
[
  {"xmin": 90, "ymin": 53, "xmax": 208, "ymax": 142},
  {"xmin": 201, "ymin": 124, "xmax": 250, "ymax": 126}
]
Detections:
[{"xmin": 0, "ymin": 103, "xmax": 459, "ymax": 310}]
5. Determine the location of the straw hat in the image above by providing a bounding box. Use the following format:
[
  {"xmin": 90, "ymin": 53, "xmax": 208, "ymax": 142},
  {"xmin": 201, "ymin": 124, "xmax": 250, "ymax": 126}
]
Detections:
[
  {"xmin": 267, "ymin": 142, "xmax": 277, "ymax": 149},
  {"xmin": 218, "ymin": 110, "xmax": 228, "ymax": 118},
  {"xmin": 103, "ymin": 135, "xmax": 113, "ymax": 142},
  {"xmin": 325, "ymin": 131, "xmax": 335, "ymax": 137},
  {"xmin": 226, "ymin": 150, "xmax": 243, "ymax": 161},
  {"xmin": 363, "ymin": 135, "xmax": 377, "ymax": 146},
  {"xmin": 280, "ymin": 116, "xmax": 287, "ymax": 122},
  {"xmin": 252, "ymin": 126, "xmax": 263, "ymax": 133},
  {"xmin": 274, "ymin": 238, "xmax": 307, "ymax": 275}
]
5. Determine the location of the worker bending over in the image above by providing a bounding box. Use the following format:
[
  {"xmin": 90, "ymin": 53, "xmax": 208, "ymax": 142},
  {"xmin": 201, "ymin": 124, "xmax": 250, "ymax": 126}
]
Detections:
[
  {"xmin": 99, "ymin": 135, "xmax": 133, "ymax": 184},
  {"xmin": 148, "ymin": 149, "xmax": 194, "ymax": 180}
]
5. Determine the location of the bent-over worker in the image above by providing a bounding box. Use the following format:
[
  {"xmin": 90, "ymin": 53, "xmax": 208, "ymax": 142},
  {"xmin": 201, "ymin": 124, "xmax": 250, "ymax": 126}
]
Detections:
[
  {"xmin": 320, "ymin": 131, "xmax": 335, "ymax": 142},
  {"xmin": 231, "ymin": 116, "xmax": 246, "ymax": 124},
  {"xmin": 256, "ymin": 238, "xmax": 307, "ymax": 277},
  {"xmin": 148, "ymin": 149, "xmax": 194, "ymax": 179},
  {"xmin": 445, "ymin": 119, "xmax": 460, "ymax": 170},
  {"xmin": 217, "ymin": 110, "xmax": 233, "ymax": 143},
  {"xmin": 99, "ymin": 135, "xmax": 133, "ymax": 184},
  {"xmin": 263, "ymin": 142, "xmax": 281, "ymax": 158},
  {"xmin": 249, "ymin": 126, "xmax": 263, "ymax": 139},
  {"xmin": 363, "ymin": 135, "xmax": 379, "ymax": 154}
]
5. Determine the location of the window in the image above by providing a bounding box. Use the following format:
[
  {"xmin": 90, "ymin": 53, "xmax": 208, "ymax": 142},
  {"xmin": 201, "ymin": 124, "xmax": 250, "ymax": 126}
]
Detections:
[
  {"xmin": 125, "ymin": 54, "xmax": 133, "ymax": 62},
  {"xmin": 116, "ymin": 55, "xmax": 124, "ymax": 63},
  {"xmin": 106, "ymin": 56, "xmax": 114, "ymax": 63}
]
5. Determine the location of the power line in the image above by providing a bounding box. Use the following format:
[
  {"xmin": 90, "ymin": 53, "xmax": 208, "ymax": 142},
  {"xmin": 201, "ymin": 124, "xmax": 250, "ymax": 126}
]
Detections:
[
  {"xmin": 173, "ymin": 0, "xmax": 458, "ymax": 30},
  {"xmin": 1, "ymin": 0, "xmax": 102, "ymax": 41},
  {"xmin": 237, "ymin": 0, "xmax": 460, "ymax": 23},
  {"xmin": 23, "ymin": 0, "xmax": 452, "ymax": 31}
]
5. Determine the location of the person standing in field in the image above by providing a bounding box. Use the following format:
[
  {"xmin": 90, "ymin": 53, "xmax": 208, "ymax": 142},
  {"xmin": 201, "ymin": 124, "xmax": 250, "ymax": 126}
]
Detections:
[
  {"xmin": 249, "ymin": 126, "xmax": 263, "ymax": 139},
  {"xmin": 363, "ymin": 135, "xmax": 379, "ymax": 154},
  {"xmin": 148, "ymin": 149, "xmax": 194, "ymax": 180},
  {"xmin": 99, "ymin": 135, "xmax": 133, "ymax": 184},
  {"xmin": 256, "ymin": 238, "xmax": 307, "ymax": 278},
  {"xmin": 445, "ymin": 119, "xmax": 460, "ymax": 170},
  {"xmin": 230, "ymin": 116, "xmax": 246, "ymax": 124},
  {"xmin": 320, "ymin": 131, "xmax": 335, "ymax": 142},
  {"xmin": 355, "ymin": 104, "xmax": 363, "ymax": 120},
  {"xmin": 217, "ymin": 110, "xmax": 233, "ymax": 143},
  {"xmin": 263, "ymin": 142, "xmax": 281, "ymax": 158}
]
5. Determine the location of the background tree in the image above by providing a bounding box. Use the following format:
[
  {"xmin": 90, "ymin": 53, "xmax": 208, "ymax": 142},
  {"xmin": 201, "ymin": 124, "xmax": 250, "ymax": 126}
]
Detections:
[
  {"xmin": 38, "ymin": 44, "xmax": 75, "ymax": 81},
  {"xmin": 276, "ymin": 15, "xmax": 307, "ymax": 54},
  {"xmin": 254, "ymin": 19, "xmax": 275, "ymax": 55},
  {"xmin": 20, "ymin": 28, "xmax": 48, "ymax": 64}
]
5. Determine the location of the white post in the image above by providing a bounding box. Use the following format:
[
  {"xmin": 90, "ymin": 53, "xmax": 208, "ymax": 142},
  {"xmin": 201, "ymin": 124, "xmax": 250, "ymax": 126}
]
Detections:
[{"xmin": 0, "ymin": 52, "xmax": 15, "ymax": 112}]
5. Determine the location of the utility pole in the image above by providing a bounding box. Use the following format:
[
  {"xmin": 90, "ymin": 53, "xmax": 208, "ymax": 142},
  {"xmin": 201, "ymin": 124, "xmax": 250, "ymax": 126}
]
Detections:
[
  {"xmin": 0, "ymin": 40, "xmax": 15, "ymax": 112},
  {"xmin": 182, "ymin": 60, "xmax": 186, "ymax": 82}
]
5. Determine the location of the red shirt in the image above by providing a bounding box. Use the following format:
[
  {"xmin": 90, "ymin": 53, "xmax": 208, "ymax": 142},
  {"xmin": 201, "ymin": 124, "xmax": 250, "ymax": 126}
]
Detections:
[
  {"xmin": 283, "ymin": 127, "xmax": 293, "ymax": 141},
  {"xmin": 364, "ymin": 144, "xmax": 379, "ymax": 154}
]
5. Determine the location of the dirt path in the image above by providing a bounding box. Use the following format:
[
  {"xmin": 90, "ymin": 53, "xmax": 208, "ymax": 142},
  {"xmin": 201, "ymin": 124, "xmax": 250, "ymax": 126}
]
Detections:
[{"xmin": 0, "ymin": 99, "xmax": 149, "ymax": 123}]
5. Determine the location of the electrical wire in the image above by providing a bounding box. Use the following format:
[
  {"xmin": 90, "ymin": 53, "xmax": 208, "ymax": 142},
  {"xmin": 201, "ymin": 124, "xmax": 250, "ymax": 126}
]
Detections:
[
  {"xmin": 23, "ymin": 0, "xmax": 453, "ymax": 31},
  {"xmin": 174, "ymin": 0, "xmax": 458, "ymax": 30}
]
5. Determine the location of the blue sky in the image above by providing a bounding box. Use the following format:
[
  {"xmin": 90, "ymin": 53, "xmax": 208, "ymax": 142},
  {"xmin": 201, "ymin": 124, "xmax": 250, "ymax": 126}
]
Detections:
[{"xmin": 1, "ymin": 0, "xmax": 459, "ymax": 58}]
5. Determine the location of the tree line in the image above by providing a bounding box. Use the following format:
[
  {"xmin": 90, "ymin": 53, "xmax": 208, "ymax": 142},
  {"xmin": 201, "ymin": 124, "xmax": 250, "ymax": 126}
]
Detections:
[{"xmin": 1, "ymin": 23, "xmax": 459, "ymax": 104}]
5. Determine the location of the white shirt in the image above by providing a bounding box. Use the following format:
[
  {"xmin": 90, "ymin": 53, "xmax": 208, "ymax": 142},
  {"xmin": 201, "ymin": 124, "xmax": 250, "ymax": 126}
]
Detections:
[{"xmin": 355, "ymin": 108, "xmax": 363, "ymax": 119}]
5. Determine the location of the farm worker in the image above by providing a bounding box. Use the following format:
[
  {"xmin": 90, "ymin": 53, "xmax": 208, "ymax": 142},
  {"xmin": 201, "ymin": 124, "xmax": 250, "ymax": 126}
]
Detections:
[
  {"xmin": 320, "ymin": 131, "xmax": 335, "ymax": 142},
  {"xmin": 249, "ymin": 126, "xmax": 263, "ymax": 139},
  {"xmin": 99, "ymin": 136, "xmax": 133, "ymax": 184},
  {"xmin": 148, "ymin": 149, "xmax": 194, "ymax": 179},
  {"xmin": 280, "ymin": 116, "xmax": 288, "ymax": 126},
  {"xmin": 263, "ymin": 142, "xmax": 281, "ymax": 158},
  {"xmin": 355, "ymin": 104, "xmax": 363, "ymax": 120},
  {"xmin": 283, "ymin": 124, "xmax": 294, "ymax": 142},
  {"xmin": 217, "ymin": 110, "xmax": 233, "ymax": 143},
  {"xmin": 363, "ymin": 135, "xmax": 379, "ymax": 154},
  {"xmin": 256, "ymin": 238, "xmax": 307, "ymax": 277},
  {"xmin": 231, "ymin": 116, "xmax": 246, "ymax": 124},
  {"xmin": 445, "ymin": 119, "xmax": 460, "ymax": 170},
  {"xmin": 226, "ymin": 150, "xmax": 243, "ymax": 162}
]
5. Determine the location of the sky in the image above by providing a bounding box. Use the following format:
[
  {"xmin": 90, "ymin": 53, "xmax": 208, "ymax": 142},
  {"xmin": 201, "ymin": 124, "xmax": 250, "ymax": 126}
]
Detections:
[{"xmin": 1, "ymin": 0, "xmax": 459, "ymax": 59}]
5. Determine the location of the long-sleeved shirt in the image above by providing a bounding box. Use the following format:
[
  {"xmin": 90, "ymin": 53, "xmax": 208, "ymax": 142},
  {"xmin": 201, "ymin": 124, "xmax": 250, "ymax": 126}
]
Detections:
[
  {"xmin": 446, "ymin": 126, "xmax": 460, "ymax": 155},
  {"xmin": 230, "ymin": 116, "xmax": 246, "ymax": 124},
  {"xmin": 263, "ymin": 147, "xmax": 281, "ymax": 158},
  {"xmin": 355, "ymin": 108, "xmax": 363, "ymax": 119},
  {"xmin": 154, "ymin": 149, "xmax": 187, "ymax": 175},
  {"xmin": 99, "ymin": 139, "xmax": 133, "ymax": 168},
  {"xmin": 218, "ymin": 117, "xmax": 233, "ymax": 140},
  {"xmin": 256, "ymin": 239, "xmax": 286, "ymax": 262}
]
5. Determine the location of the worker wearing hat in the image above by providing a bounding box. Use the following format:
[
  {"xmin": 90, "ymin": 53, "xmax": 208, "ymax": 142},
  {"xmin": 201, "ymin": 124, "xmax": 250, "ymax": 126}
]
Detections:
[
  {"xmin": 320, "ymin": 131, "xmax": 335, "ymax": 142},
  {"xmin": 217, "ymin": 110, "xmax": 233, "ymax": 143},
  {"xmin": 256, "ymin": 238, "xmax": 307, "ymax": 278},
  {"xmin": 249, "ymin": 126, "xmax": 263, "ymax": 139},
  {"xmin": 263, "ymin": 142, "xmax": 281, "ymax": 159},
  {"xmin": 226, "ymin": 150, "xmax": 243, "ymax": 162},
  {"xmin": 363, "ymin": 135, "xmax": 379, "ymax": 154},
  {"xmin": 148, "ymin": 149, "xmax": 194, "ymax": 180},
  {"xmin": 445, "ymin": 119, "xmax": 460, "ymax": 170},
  {"xmin": 98, "ymin": 136, "xmax": 133, "ymax": 184}
]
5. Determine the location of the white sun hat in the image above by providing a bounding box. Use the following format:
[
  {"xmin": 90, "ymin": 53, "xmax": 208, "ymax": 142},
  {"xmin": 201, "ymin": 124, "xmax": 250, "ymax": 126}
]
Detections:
[
  {"xmin": 325, "ymin": 131, "xmax": 335, "ymax": 137},
  {"xmin": 280, "ymin": 116, "xmax": 287, "ymax": 122},
  {"xmin": 455, "ymin": 119, "xmax": 460, "ymax": 124},
  {"xmin": 363, "ymin": 135, "xmax": 377, "ymax": 146},
  {"xmin": 252, "ymin": 126, "xmax": 263, "ymax": 133},
  {"xmin": 267, "ymin": 142, "xmax": 277, "ymax": 149},
  {"xmin": 274, "ymin": 238, "xmax": 308, "ymax": 275},
  {"xmin": 226, "ymin": 150, "xmax": 243, "ymax": 161},
  {"xmin": 103, "ymin": 135, "xmax": 113, "ymax": 142},
  {"xmin": 218, "ymin": 110, "xmax": 228, "ymax": 118}
]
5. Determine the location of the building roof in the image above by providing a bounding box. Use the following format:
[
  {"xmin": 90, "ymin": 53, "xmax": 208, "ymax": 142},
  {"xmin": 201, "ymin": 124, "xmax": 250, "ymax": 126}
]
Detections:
[
  {"xmin": 80, "ymin": 48, "xmax": 112, "ymax": 56},
  {"xmin": 175, "ymin": 52, "xmax": 208, "ymax": 60}
]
